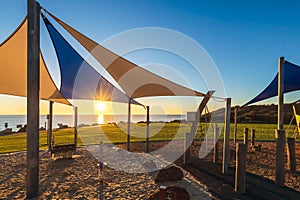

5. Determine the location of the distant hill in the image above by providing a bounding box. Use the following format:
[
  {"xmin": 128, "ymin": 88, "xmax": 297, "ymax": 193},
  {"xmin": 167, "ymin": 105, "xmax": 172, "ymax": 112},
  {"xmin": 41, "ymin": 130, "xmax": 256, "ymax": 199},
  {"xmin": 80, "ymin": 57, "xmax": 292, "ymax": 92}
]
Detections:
[{"xmin": 201, "ymin": 104, "xmax": 300, "ymax": 124}]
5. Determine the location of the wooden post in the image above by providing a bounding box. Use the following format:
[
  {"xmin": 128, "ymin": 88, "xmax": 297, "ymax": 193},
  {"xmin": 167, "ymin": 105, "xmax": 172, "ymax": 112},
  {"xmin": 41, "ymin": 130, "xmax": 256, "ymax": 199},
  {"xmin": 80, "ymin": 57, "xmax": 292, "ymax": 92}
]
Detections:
[
  {"xmin": 127, "ymin": 99, "xmax": 131, "ymax": 151},
  {"xmin": 276, "ymin": 56, "xmax": 285, "ymax": 186},
  {"xmin": 46, "ymin": 115, "xmax": 49, "ymax": 147},
  {"xmin": 48, "ymin": 101, "xmax": 53, "ymax": 151},
  {"xmin": 183, "ymin": 132, "xmax": 191, "ymax": 164},
  {"xmin": 26, "ymin": 0, "xmax": 40, "ymax": 198},
  {"xmin": 222, "ymin": 98, "xmax": 231, "ymax": 174},
  {"xmin": 244, "ymin": 128, "xmax": 249, "ymax": 147},
  {"xmin": 235, "ymin": 143, "xmax": 247, "ymax": 193},
  {"xmin": 234, "ymin": 106, "xmax": 238, "ymax": 143},
  {"xmin": 74, "ymin": 106, "xmax": 78, "ymax": 150},
  {"xmin": 146, "ymin": 106, "xmax": 150, "ymax": 153},
  {"xmin": 278, "ymin": 57, "xmax": 285, "ymax": 130},
  {"xmin": 287, "ymin": 138, "xmax": 296, "ymax": 173},
  {"xmin": 213, "ymin": 125, "xmax": 219, "ymax": 163},
  {"xmin": 275, "ymin": 129, "xmax": 285, "ymax": 186},
  {"xmin": 251, "ymin": 129, "xmax": 255, "ymax": 147}
]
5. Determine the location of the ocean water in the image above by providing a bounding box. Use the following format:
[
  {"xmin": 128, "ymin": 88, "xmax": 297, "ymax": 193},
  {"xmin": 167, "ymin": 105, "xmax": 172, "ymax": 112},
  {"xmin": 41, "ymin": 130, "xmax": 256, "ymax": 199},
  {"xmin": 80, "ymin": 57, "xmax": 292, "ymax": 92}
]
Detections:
[{"xmin": 0, "ymin": 114, "xmax": 186, "ymax": 131}]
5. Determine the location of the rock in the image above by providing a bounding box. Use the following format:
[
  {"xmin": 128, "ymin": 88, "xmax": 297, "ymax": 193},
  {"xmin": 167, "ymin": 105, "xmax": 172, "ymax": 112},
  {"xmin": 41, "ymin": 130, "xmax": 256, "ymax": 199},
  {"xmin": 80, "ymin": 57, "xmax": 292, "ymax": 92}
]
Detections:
[
  {"xmin": 17, "ymin": 125, "xmax": 27, "ymax": 133},
  {"xmin": 155, "ymin": 166, "xmax": 183, "ymax": 183},
  {"xmin": 0, "ymin": 128, "xmax": 13, "ymax": 134},
  {"xmin": 147, "ymin": 185, "xmax": 190, "ymax": 200}
]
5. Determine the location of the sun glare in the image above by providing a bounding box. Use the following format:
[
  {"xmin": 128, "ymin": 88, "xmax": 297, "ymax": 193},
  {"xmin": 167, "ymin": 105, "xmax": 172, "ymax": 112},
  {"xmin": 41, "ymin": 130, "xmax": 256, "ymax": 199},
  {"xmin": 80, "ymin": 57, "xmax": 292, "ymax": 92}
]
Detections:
[
  {"xmin": 96, "ymin": 102, "xmax": 106, "ymax": 112},
  {"xmin": 98, "ymin": 114, "xmax": 104, "ymax": 124}
]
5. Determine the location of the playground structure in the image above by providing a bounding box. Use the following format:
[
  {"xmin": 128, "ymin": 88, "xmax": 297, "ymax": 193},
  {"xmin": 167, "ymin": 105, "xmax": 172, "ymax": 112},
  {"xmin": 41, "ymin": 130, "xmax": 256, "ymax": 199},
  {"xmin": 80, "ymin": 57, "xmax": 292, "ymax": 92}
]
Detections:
[
  {"xmin": 4, "ymin": 1, "xmax": 300, "ymax": 198},
  {"xmin": 1, "ymin": 1, "xmax": 221, "ymax": 198}
]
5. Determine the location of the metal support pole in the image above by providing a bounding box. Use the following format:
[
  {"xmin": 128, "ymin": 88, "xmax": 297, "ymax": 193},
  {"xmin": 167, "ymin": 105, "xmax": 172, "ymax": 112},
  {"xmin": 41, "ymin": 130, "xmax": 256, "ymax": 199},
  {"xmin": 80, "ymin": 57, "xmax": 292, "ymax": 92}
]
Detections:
[
  {"xmin": 222, "ymin": 98, "xmax": 231, "ymax": 174},
  {"xmin": 26, "ymin": 0, "xmax": 40, "ymax": 198},
  {"xmin": 48, "ymin": 101, "xmax": 53, "ymax": 151},
  {"xmin": 127, "ymin": 99, "xmax": 131, "ymax": 151},
  {"xmin": 146, "ymin": 106, "xmax": 150, "ymax": 153},
  {"xmin": 234, "ymin": 106, "xmax": 238, "ymax": 143},
  {"xmin": 276, "ymin": 56, "xmax": 285, "ymax": 186},
  {"xmin": 74, "ymin": 106, "xmax": 78, "ymax": 150}
]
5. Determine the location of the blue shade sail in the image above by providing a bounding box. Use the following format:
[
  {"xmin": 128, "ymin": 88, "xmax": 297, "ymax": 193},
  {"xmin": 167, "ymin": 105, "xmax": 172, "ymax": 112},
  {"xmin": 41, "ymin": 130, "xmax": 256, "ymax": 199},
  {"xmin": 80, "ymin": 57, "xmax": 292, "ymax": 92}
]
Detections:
[
  {"xmin": 244, "ymin": 61, "xmax": 300, "ymax": 106},
  {"xmin": 42, "ymin": 15, "xmax": 142, "ymax": 106}
]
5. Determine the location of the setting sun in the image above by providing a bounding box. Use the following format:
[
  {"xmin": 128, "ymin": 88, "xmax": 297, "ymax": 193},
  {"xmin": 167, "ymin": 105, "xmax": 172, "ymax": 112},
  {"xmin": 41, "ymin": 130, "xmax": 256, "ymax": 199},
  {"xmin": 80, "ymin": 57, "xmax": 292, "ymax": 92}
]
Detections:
[{"xmin": 96, "ymin": 102, "xmax": 106, "ymax": 112}]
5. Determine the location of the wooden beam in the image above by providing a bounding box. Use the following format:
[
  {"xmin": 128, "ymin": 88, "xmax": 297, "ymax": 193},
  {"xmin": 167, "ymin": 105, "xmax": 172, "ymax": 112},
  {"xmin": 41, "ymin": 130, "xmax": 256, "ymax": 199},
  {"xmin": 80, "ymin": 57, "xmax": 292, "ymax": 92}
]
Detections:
[
  {"xmin": 190, "ymin": 91, "xmax": 215, "ymax": 140},
  {"xmin": 26, "ymin": 0, "xmax": 40, "ymax": 198}
]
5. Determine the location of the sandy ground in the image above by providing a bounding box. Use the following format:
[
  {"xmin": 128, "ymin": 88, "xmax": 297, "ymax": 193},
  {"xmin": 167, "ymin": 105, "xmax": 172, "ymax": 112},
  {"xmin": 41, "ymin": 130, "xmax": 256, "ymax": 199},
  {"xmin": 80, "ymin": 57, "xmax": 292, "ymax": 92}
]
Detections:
[
  {"xmin": 1, "ymin": 140, "xmax": 300, "ymax": 199},
  {"xmin": 0, "ymin": 143, "xmax": 212, "ymax": 199},
  {"xmin": 190, "ymin": 140, "xmax": 300, "ymax": 192}
]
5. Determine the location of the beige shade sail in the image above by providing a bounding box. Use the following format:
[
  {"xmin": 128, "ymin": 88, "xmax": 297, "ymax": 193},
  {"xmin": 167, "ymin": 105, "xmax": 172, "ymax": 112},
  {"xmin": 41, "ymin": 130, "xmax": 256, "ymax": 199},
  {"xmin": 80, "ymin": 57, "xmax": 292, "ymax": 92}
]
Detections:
[
  {"xmin": 0, "ymin": 17, "xmax": 72, "ymax": 106},
  {"xmin": 48, "ymin": 13, "xmax": 206, "ymax": 99}
]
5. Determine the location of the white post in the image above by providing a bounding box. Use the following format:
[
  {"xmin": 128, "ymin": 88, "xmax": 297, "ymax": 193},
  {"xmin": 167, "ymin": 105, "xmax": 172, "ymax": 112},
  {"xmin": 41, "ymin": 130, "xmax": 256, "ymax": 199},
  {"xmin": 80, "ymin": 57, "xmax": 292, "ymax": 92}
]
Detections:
[{"xmin": 222, "ymin": 98, "xmax": 231, "ymax": 174}]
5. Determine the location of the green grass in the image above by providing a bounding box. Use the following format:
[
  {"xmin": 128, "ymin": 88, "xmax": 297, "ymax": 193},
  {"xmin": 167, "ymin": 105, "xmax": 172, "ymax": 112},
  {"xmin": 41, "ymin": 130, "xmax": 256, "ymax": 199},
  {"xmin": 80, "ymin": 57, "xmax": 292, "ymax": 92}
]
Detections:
[
  {"xmin": 228, "ymin": 123, "xmax": 298, "ymax": 141},
  {"xmin": 0, "ymin": 122, "xmax": 299, "ymax": 154}
]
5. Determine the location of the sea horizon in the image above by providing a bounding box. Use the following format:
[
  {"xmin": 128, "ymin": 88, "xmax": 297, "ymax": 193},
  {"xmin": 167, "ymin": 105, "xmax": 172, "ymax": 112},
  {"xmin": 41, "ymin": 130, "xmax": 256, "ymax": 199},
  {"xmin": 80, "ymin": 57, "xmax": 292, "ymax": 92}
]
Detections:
[{"xmin": 0, "ymin": 114, "xmax": 186, "ymax": 131}]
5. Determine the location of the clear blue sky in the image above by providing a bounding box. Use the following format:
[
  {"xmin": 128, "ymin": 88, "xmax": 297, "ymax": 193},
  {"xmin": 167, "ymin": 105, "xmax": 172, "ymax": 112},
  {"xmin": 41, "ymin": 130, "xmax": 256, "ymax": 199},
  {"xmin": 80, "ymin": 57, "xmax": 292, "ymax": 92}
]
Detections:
[{"xmin": 1, "ymin": 0, "xmax": 300, "ymax": 114}]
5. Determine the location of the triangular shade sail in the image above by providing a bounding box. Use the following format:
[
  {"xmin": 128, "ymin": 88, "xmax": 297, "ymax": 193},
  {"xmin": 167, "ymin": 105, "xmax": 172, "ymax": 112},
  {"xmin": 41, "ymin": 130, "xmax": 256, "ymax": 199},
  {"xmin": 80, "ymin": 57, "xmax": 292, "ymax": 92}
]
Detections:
[
  {"xmin": 0, "ymin": 17, "xmax": 71, "ymax": 106},
  {"xmin": 48, "ymin": 12, "xmax": 206, "ymax": 99},
  {"xmin": 244, "ymin": 61, "xmax": 300, "ymax": 106},
  {"xmin": 42, "ymin": 15, "xmax": 142, "ymax": 106}
]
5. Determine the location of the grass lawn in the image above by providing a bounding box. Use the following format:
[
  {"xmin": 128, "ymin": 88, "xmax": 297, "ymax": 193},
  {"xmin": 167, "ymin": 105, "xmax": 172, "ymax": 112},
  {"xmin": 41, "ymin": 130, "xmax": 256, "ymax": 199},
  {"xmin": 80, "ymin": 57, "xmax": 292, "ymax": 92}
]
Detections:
[{"xmin": 0, "ymin": 122, "xmax": 298, "ymax": 154}]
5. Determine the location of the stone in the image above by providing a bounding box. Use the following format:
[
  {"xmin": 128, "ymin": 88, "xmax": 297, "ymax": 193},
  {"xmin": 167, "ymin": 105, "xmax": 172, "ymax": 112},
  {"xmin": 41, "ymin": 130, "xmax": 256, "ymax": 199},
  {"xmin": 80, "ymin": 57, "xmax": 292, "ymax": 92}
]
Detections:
[
  {"xmin": 147, "ymin": 185, "xmax": 190, "ymax": 200},
  {"xmin": 155, "ymin": 166, "xmax": 184, "ymax": 183}
]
